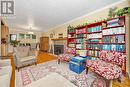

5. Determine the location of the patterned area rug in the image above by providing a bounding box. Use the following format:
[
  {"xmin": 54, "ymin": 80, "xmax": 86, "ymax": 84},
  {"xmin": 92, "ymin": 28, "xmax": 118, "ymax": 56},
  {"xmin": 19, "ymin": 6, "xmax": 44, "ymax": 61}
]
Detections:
[{"xmin": 15, "ymin": 60, "xmax": 106, "ymax": 87}]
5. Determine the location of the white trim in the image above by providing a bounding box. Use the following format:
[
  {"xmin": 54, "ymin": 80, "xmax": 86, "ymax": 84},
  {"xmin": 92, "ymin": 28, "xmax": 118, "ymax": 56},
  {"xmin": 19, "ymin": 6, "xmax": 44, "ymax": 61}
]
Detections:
[{"xmin": 48, "ymin": 0, "xmax": 126, "ymax": 31}]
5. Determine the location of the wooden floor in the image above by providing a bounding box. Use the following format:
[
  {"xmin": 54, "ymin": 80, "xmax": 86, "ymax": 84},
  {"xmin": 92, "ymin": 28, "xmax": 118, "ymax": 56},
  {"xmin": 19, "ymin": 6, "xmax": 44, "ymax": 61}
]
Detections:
[{"xmin": 9, "ymin": 52, "xmax": 130, "ymax": 87}]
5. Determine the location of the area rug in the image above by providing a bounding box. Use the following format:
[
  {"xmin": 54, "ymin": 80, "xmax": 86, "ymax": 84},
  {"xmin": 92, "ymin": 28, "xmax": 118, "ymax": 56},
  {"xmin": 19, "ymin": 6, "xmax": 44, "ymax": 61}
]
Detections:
[{"xmin": 15, "ymin": 60, "xmax": 106, "ymax": 87}]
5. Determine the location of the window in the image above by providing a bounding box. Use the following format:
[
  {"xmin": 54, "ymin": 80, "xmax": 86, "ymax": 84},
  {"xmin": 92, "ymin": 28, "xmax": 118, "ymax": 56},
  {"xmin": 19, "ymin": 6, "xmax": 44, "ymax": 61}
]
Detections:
[
  {"xmin": 26, "ymin": 34, "xmax": 31, "ymax": 39},
  {"xmin": 19, "ymin": 34, "xmax": 25, "ymax": 39}
]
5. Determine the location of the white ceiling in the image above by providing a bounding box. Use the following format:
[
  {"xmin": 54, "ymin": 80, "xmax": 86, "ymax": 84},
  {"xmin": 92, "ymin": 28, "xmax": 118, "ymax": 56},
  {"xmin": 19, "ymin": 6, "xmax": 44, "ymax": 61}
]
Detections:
[{"xmin": 5, "ymin": 0, "xmax": 122, "ymax": 32}]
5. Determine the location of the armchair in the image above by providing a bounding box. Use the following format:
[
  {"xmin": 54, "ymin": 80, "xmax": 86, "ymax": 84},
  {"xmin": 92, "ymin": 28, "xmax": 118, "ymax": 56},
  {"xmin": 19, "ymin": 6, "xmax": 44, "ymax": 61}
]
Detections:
[
  {"xmin": 0, "ymin": 59, "xmax": 12, "ymax": 87},
  {"xmin": 58, "ymin": 47, "xmax": 76, "ymax": 64},
  {"xmin": 13, "ymin": 46, "xmax": 37, "ymax": 70}
]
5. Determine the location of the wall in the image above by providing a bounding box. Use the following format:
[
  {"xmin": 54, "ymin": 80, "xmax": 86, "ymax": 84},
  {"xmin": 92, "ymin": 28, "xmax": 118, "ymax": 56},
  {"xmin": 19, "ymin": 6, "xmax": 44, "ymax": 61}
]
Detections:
[
  {"xmin": 42, "ymin": 0, "xmax": 129, "ymax": 38},
  {"xmin": 0, "ymin": 18, "xmax": 1, "ymax": 56},
  {"xmin": 10, "ymin": 29, "xmax": 42, "ymax": 43}
]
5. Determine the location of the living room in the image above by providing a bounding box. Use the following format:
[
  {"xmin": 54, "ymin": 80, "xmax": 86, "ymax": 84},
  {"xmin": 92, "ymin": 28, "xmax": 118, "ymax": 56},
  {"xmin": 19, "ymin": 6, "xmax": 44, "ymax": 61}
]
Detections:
[{"xmin": 0, "ymin": 0, "xmax": 130, "ymax": 87}]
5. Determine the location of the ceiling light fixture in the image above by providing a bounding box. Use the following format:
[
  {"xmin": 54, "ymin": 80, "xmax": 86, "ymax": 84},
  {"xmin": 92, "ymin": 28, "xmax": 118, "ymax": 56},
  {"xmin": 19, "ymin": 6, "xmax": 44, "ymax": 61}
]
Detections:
[{"xmin": 28, "ymin": 26, "xmax": 34, "ymax": 34}]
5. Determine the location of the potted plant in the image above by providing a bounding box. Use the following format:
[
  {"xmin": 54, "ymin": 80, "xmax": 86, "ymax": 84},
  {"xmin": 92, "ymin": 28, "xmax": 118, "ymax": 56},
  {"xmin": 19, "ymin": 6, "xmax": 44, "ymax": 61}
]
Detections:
[
  {"xmin": 116, "ymin": 7, "xmax": 130, "ymax": 16},
  {"xmin": 10, "ymin": 40, "xmax": 20, "ymax": 47}
]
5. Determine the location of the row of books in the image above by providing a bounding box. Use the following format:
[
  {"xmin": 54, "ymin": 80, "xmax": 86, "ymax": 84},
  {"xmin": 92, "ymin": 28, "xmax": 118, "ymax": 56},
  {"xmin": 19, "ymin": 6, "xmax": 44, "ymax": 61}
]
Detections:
[
  {"xmin": 76, "ymin": 38, "xmax": 86, "ymax": 43},
  {"xmin": 103, "ymin": 27, "xmax": 125, "ymax": 35},
  {"xmin": 88, "ymin": 44, "xmax": 102, "ymax": 50},
  {"xmin": 88, "ymin": 50, "xmax": 100, "ymax": 57},
  {"xmin": 68, "ymin": 44, "xmax": 75, "ymax": 48},
  {"xmin": 76, "ymin": 34, "xmax": 86, "ymax": 38},
  {"xmin": 103, "ymin": 35, "xmax": 125, "ymax": 43},
  {"xmin": 107, "ymin": 18, "xmax": 124, "ymax": 27},
  {"xmin": 76, "ymin": 50, "xmax": 87, "ymax": 56},
  {"xmin": 102, "ymin": 44, "xmax": 125, "ymax": 52},
  {"xmin": 87, "ymin": 39, "xmax": 102, "ymax": 43},
  {"xmin": 76, "ymin": 28, "xmax": 86, "ymax": 34},
  {"xmin": 76, "ymin": 44, "xmax": 86, "ymax": 49},
  {"xmin": 87, "ymin": 26, "xmax": 102, "ymax": 33},
  {"xmin": 87, "ymin": 33, "xmax": 102, "ymax": 39}
]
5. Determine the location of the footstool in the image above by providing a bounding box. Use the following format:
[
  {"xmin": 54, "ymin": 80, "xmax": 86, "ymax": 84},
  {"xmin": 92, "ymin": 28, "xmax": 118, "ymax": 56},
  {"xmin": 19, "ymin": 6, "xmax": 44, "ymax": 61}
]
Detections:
[
  {"xmin": 69, "ymin": 56, "xmax": 86, "ymax": 74},
  {"xmin": 25, "ymin": 73, "xmax": 77, "ymax": 87}
]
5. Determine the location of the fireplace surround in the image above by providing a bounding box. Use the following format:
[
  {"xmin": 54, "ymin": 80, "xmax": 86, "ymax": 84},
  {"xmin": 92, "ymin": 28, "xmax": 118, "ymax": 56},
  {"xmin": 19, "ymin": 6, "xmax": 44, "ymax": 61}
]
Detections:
[{"xmin": 54, "ymin": 45, "xmax": 64, "ymax": 55}]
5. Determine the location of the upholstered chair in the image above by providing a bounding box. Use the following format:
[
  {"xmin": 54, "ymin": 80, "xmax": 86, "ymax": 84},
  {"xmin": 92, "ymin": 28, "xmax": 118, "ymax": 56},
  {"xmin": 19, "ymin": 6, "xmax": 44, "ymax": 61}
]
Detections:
[
  {"xmin": 58, "ymin": 47, "xmax": 76, "ymax": 64},
  {"xmin": 13, "ymin": 46, "xmax": 37, "ymax": 70}
]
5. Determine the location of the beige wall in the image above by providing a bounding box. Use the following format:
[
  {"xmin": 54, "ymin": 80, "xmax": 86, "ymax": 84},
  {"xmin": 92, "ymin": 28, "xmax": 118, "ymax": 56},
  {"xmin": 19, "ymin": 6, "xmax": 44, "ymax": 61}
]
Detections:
[
  {"xmin": 42, "ymin": 0, "xmax": 129, "ymax": 38},
  {"xmin": 10, "ymin": 29, "xmax": 42, "ymax": 43},
  {"xmin": 0, "ymin": 18, "xmax": 1, "ymax": 56}
]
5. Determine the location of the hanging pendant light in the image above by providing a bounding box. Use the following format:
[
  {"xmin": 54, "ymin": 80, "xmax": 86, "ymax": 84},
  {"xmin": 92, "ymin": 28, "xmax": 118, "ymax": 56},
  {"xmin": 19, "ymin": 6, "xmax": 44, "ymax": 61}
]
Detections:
[{"xmin": 28, "ymin": 26, "xmax": 34, "ymax": 34}]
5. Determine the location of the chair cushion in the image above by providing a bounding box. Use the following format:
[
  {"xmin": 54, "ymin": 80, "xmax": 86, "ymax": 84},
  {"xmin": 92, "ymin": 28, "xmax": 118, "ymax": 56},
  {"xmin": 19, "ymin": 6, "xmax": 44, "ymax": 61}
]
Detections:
[
  {"xmin": 14, "ymin": 46, "xmax": 30, "ymax": 58},
  {"xmin": 58, "ymin": 54, "xmax": 74, "ymax": 61},
  {"xmin": 100, "ymin": 50, "xmax": 126, "ymax": 65},
  {"xmin": 86, "ymin": 59, "xmax": 122, "ymax": 80},
  {"xmin": 64, "ymin": 47, "xmax": 76, "ymax": 54},
  {"xmin": 21, "ymin": 56, "xmax": 36, "ymax": 62}
]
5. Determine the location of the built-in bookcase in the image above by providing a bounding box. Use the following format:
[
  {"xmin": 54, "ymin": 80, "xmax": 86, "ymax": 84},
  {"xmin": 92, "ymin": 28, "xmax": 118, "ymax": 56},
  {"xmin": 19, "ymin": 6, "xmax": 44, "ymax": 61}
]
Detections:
[{"xmin": 67, "ymin": 16, "xmax": 127, "ymax": 73}]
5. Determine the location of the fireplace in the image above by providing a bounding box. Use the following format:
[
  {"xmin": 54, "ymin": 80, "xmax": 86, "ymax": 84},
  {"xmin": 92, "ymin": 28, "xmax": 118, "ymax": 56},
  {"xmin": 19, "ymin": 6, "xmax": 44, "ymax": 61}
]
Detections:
[{"xmin": 54, "ymin": 45, "xmax": 64, "ymax": 55}]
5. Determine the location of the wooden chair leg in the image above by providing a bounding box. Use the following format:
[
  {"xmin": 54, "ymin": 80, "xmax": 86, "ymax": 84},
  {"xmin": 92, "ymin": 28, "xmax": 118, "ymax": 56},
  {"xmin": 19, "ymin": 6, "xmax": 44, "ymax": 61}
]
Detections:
[
  {"xmin": 105, "ymin": 79, "xmax": 112, "ymax": 87},
  {"xmin": 58, "ymin": 59, "xmax": 60, "ymax": 64},
  {"xmin": 35, "ymin": 62, "xmax": 37, "ymax": 65},
  {"xmin": 18, "ymin": 67, "xmax": 19, "ymax": 72},
  {"xmin": 86, "ymin": 67, "xmax": 88, "ymax": 74}
]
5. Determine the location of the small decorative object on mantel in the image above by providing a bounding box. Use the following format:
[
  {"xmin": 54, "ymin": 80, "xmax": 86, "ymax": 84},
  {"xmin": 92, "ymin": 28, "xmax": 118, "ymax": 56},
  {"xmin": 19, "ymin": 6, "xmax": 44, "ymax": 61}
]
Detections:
[
  {"xmin": 58, "ymin": 33, "xmax": 63, "ymax": 38},
  {"xmin": 51, "ymin": 37, "xmax": 67, "ymax": 41},
  {"xmin": 50, "ymin": 33, "xmax": 53, "ymax": 38},
  {"xmin": 108, "ymin": 7, "xmax": 117, "ymax": 19}
]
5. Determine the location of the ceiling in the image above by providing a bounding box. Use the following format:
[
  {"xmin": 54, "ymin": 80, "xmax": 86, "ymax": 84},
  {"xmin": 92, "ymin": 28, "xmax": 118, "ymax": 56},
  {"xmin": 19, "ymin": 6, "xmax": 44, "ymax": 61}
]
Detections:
[{"xmin": 5, "ymin": 0, "xmax": 122, "ymax": 32}]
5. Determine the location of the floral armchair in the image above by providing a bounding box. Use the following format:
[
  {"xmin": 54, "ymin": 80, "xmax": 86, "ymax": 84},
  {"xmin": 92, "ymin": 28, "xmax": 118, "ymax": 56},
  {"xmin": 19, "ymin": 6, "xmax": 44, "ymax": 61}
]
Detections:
[
  {"xmin": 58, "ymin": 47, "xmax": 76, "ymax": 64},
  {"xmin": 86, "ymin": 50, "xmax": 126, "ymax": 80}
]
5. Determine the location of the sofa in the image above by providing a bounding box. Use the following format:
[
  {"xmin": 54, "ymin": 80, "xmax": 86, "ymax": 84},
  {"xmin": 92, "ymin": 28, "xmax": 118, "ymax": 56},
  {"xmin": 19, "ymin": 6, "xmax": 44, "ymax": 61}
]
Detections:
[
  {"xmin": 13, "ymin": 46, "xmax": 37, "ymax": 70},
  {"xmin": 0, "ymin": 59, "xmax": 12, "ymax": 87}
]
